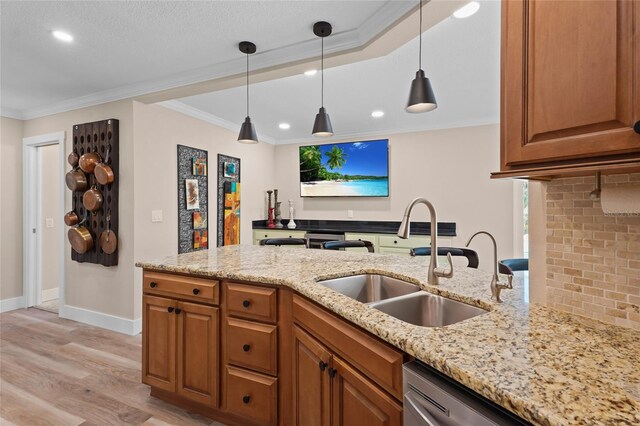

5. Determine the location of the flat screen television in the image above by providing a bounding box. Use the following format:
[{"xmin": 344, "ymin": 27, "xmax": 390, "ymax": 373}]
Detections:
[{"xmin": 299, "ymin": 139, "xmax": 389, "ymax": 197}]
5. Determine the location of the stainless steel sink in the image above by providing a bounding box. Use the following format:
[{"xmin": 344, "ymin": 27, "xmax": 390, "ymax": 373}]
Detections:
[
  {"xmin": 317, "ymin": 274, "xmax": 420, "ymax": 303},
  {"xmin": 369, "ymin": 292, "xmax": 488, "ymax": 327}
]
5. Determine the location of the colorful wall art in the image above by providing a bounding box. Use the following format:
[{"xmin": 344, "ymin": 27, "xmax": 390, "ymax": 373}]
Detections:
[
  {"xmin": 177, "ymin": 145, "xmax": 208, "ymax": 254},
  {"xmin": 217, "ymin": 154, "xmax": 241, "ymax": 246}
]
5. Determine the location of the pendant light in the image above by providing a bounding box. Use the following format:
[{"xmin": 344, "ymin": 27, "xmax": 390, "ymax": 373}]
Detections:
[
  {"xmin": 312, "ymin": 21, "xmax": 334, "ymax": 137},
  {"xmin": 406, "ymin": 0, "xmax": 437, "ymax": 113},
  {"xmin": 237, "ymin": 41, "xmax": 258, "ymax": 144}
]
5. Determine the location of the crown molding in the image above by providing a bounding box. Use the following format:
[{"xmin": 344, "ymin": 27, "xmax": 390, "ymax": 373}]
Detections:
[
  {"xmin": 159, "ymin": 100, "xmax": 276, "ymax": 145},
  {"xmin": 1, "ymin": 107, "xmax": 24, "ymax": 120},
  {"xmin": 9, "ymin": 2, "xmax": 415, "ymax": 121}
]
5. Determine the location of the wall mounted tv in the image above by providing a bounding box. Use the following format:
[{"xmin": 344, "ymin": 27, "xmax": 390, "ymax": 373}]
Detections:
[{"xmin": 299, "ymin": 139, "xmax": 389, "ymax": 197}]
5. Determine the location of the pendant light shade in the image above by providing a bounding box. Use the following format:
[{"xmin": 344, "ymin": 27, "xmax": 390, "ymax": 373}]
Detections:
[
  {"xmin": 407, "ymin": 0, "xmax": 437, "ymax": 113},
  {"xmin": 312, "ymin": 21, "xmax": 334, "ymax": 137},
  {"xmin": 237, "ymin": 41, "xmax": 259, "ymax": 144}
]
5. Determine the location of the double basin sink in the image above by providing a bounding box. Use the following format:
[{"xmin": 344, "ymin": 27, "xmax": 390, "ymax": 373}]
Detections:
[{"xmin": 318, "ymin": 274, "xmax": 487, "ymax": 327}]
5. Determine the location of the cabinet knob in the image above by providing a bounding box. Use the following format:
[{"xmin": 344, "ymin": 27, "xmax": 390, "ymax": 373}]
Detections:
[
  {"xmin": 174, "ymin": 308, "xmax": 182, "ymax": 315},
  {"xmin": 319, "ymin": 361, "xmax": 328, "ymax": 372},
  {"xmin": 328, "ymin": 368, "xmax": 337, "ymax": 378},
  {"xmin": 393, "ymin": 240, "xmax": 398, "ymax": 244},
  {"xmin": 634, "ymin": 120, "xmax": 640, "ymax": 134},
  {"xmin": 242, "ymin": 300, "xmax": 251, "ymax": 308},
  {"xmin": 149, "ymin": 282, "xmax": 157, "ymax": 288},
  {"xmin": 167, "ymin": 307, "xmax": 174, "ymax": 313},
  {"xmin": 242, "ymin": 394, "xmax": 251, "ymax": 404},
  {"xmin": 192, "ymin": 288, "xmax": 200, "ymax": 295},
  {"xmin": 243, "ymin": 344, "xmax": 251, "ymax": 352}
]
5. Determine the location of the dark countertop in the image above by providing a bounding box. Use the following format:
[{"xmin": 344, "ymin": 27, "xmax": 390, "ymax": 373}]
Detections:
[{"xmin": 252, "ymin": 219, "xmax": 456, "ymax": 237}]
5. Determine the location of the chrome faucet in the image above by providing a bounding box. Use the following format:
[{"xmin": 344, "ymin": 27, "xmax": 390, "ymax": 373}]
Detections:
[
  {"xmin": 398, "ymin": 198, "xmax": 453, "ymax": 285},
  {"xmin": 465, "ymin": 231, "xmax": 513, "ymax": 302}
]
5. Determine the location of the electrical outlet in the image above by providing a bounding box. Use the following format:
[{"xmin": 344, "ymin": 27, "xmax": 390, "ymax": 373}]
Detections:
[
  {"xmin": 347, "ymin": 210, "xmax": 354, "ymax": 219},
  {"xmin": 151, "ymin": 210, "xmax": 163, "ymax": 223},
  {"xmin": 45, "ymin": 218, "xmax": 54, "ymax": 228}
]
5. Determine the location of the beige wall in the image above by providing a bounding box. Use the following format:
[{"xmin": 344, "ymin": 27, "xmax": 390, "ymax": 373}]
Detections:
[
  {"xmin": 0, "ymin": 117, "xmax": 24, "ymax": 300},
  {"xmin": 39, "ymin": 144, "xmax": 61, "ymax": 294},
  {"xmin": 132, "ymin": 101, "xmax": 276, "ymax": 318},
  {"xmin": 530, "ymin": 174, "xmax": 640, "ymax": 330},
  {"xmin": 23, "ymin": 100, "xmax": 136, "ymax": 319},
  {"xmin": 274, "ymin": 124, "xmax": 516, "ymax": 271}
]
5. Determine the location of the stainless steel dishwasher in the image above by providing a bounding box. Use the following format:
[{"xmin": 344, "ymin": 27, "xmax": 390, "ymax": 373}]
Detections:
[{"xmin": 403, "ymin": 361, "xmax": 531, "ymax": 426}]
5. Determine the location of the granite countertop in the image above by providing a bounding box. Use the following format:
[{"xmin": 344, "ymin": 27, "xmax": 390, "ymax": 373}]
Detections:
[{"xmin": 136, "ymin": 245, "xmax": 640, "ymax": 426}]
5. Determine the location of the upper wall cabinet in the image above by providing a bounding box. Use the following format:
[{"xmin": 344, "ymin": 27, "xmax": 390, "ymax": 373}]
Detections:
[{"xmin": 495, "ymin": 0, "xmax": 640, "ymax": 179}]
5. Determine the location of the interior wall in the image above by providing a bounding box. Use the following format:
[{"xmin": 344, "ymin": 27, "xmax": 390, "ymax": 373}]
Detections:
[
  {"xmin": 39, "ymin": 144, "xmax": 61, "ymax": 294},
  {"xmin": 0, "ymin": 116, "xmax": 24, "ymax": 301},
  {"xmin": 273, "ymin": 124, "xmax": 515, "ymax": 271},
  {"xmin": 132, "ymin": 102, "xmax": 276, "ymax": 318},
  {"xmin": 22, "ymin": 100, "xmax": 136, "ymax": 320}
]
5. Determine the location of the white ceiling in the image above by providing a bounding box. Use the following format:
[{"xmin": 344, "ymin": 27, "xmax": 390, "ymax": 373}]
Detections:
[
  {"xmin": 1, "ymin": 0, "xmax": 415, "ymax": 119},
  {"xmin": 174, "ymin": 0, "xmax": 500, "ymax": 144}
]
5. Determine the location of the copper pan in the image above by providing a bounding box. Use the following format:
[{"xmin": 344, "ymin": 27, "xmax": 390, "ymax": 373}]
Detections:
[
  {"xmin": 79, "ymin": 150, "xmax": 101, "ymax": 174},
  {"xmin": 94, "ymin": 147, "xmax": 114, "ymax": 185},
  {"xmin": 83, "ymin": 185, "xmax": 103, "ymax": 212},
  {"xmin": 65, "ymin": 168, "xmax": 87, "ymax": 192},
  {"xmin": 68, "ymin": 214, "xmax": 93, "ymax": 254},
  {"xmin": 64, "ymin": 211, "xmax": 79, "ymax": 226}
]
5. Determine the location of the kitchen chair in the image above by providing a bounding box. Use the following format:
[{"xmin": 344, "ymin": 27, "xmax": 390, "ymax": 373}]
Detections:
[
  {"xmin": 259, "ymin": 238, "xmax": 308, "ymax": 248},
  {"xmin": 498, "ymin": 258, "xmax": 528, "ymax": 275},
  {"xmin": 322, "ymin": 240, "xmax": 375, "ymax": 253},
  {"xmin": 410, "ymin": 247, "xmax": 479, "ymax": 269}
]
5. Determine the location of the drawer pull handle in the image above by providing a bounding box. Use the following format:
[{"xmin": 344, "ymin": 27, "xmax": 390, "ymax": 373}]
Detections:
[
  {"xmin": 242, "ymin": 394, "xmax": 251, "ymax": 404},
  {"xmin": 174, "ymin": 308, "xmax": 182, "ymax": 315},
  {"xmin": 192, "ymin": 288, "xmax": 200, "ymax": 295},
  {"xmin": 634, "ymin": 120, "xmax": 640, "ymax": 134},
  {"xmin": 394, "ymin": 240, "xmax": 398, "ymax": 244},
  {"xmin": 167, "ymin": 307, "xmax": 174, "ymax": 313},
  {"xmin": 149, "ymin": 282, "xmax": 157, "ymax": 288},
  {"xmin": 243, "ymin": 344, "xmax": 251, "ymax": 352},
  {"xmin": 319, "ymin": 361, "xmax": 328, "ymax": 372},
  {"xmin": 242, "ymin": 300, "xmax": 251, "ymax": 308},
  {"xmin": 328, "ymin": 368, "xmax": 337, "ymax": 378}
]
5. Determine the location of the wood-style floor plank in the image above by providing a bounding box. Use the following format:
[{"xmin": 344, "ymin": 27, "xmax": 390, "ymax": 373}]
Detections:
[{"xmin": 0, "ymin": 309, "xmax": 220, "ymax": 426}]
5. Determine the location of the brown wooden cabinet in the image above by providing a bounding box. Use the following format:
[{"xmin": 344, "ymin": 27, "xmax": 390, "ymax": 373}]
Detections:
[
  {"xmin": 497, "ymin": 0, "xmax": 640, "ymax": 178},
  {"xmin": 142, "ymin": 295, "xmax": 176, "ymax": 392}
]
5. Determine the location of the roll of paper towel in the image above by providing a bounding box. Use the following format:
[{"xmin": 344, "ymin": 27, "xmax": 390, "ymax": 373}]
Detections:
[{"xmin": 600, "ymin": 185, "xmax": 640, "ymax": 215}]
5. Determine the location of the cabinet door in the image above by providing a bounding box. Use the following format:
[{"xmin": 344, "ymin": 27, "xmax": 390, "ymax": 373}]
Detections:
[
  {"xmin": 142, "ymin": 295, "xmax": 176, "ymax": 391},
  {"xmin": 502, "ymin": 0, "xmax": 640, "ymax": 166},
  {"xmin": 292, "ymin": 326, "xmax": 331, "ymax": 426},
  {"xmin": 176, "ymin": 301, "xmax": 219, "ymax": 407},
  {"xmin": 331, "ymin": 356, "xmax": 402, "ymax": 426}
]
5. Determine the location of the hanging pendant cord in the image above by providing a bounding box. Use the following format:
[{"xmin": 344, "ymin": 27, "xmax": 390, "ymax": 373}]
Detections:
[
  {"xmin": 419, "ymin": 0, "xmax": 423, "ymax": 70},
  {"xmin": 321, "ymin": 37, "xmax": 324, "ymax": 108},
  {"xmin": 246, "ymin": 53, "xmax": 249, "ymax": 117}
]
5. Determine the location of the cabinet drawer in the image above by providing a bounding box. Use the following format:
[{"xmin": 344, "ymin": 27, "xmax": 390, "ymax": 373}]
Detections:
[
  {"xmin": 225, "ymin": 366, "xmax": 277, "ymax": 425},
  {"xmin": 226, "ymin": 318, "xmax": 278, "ymax": 376},
  {"xmin": 379, "ymin": 235, "xmax": 430, "ymax": 249},
  {"xmin": 144, "ymin": 271, "xmax": 219, "ymax": 305},
  {"xmin": 292, "ymin": 295, "xmax": 405, "ymax": 400},
  {"xmin": 253, "ymin": 229, "xmax": 306, "ymax": 241},
  {"xmin": 226, "ymin": 282, "xmax": 277, "ymax": 324}
]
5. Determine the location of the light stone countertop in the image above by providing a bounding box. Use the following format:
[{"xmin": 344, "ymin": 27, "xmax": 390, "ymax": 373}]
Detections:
[{"xmin": 136, "ymin": 245, "xmax": 640, "ymax": 426}]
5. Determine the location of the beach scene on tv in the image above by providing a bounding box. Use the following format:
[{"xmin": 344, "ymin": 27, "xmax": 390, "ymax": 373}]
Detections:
[{"xmin": 299, "ymin": 140, "xmax": 389, "ymax": 197}]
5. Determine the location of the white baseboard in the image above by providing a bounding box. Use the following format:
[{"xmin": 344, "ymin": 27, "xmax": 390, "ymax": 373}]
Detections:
[
  {"xmin": 61, "ymin": 305, "xmax": 142, "ymax": 336},
  {"xmin": 41, "ymin": 287, "xmax": 59, "ymax": 302},
  {"xmin": 0, "ymin": 296, "xmax": 25, "ymax": 313}
]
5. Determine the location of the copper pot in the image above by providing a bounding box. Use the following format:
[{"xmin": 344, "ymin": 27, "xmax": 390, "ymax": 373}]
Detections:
[
  {"xmin": 83, "ymin": 185, "xmax": 103, "ymax": 212},
  {"xmin": 64, "ymin": 211, "xmax": 79, "ymax": 226},
  {"xmin": 79, "ymin": 150, "xmax": 102, "ymax": 174},
  {"xmin": 94, "ymin": 147, "xmax": 114, "ymax": 185},
  {"xmin": 68, "ymin": 151, "xmax": 79, "ymax": 167},
  {"xmin": 65, "ymin": 168, "xmax": 88, "ymax": 192},
  {"xmin": 99, "ymin": 230, "xmax": 118, "ymax": 254},
  {"xmin": 68, "ymin": 225, "xmax": 93, "ymax": 254}
]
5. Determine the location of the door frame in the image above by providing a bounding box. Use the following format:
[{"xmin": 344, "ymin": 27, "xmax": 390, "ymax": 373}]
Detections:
[{"xmin": 22, "ymin": 131, "xmax": 66, "ymax": 312}]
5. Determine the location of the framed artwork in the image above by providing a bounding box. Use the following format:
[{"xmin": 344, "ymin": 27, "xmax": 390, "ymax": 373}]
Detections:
[
  {"xmin": 192, "ymin": 157, "xmax": 207, "ymax": 176},
  {"xmin": 217, "ymin": 154, "xmax": 241, "ymax": 247},
  {"xmin": 193, "ymin": 211, "xmax": 207, "ymax": 229},
  {"xmin": 224, "ymin": 161, "xmax": 238, "ymax": 178},
  {"xmin": 185, "ymin": 179, "xmax": 200, "ymax": 210}
]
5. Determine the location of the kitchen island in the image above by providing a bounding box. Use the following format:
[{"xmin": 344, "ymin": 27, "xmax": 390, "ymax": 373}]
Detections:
[{"xmin": 137, "ymin": 245, "xmax": 640, "ymax": 426}]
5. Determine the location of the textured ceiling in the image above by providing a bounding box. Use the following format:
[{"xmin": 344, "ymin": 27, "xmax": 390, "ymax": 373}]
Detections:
[
  {"xmin": 175, "ymin": 0, "xmax": 500, "ymax": 144},
  {"xmin": 0, "ymin": 0, "xmax": 414, "ymax": 118}
]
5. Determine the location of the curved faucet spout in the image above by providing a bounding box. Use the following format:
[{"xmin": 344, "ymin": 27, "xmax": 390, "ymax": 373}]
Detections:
[{"xmin": 466, "ymin": 231, "xmax": 512, "ymax": 302}]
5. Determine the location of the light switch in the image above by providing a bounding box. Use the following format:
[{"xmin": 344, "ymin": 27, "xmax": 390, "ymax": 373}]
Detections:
[
  {"xmin": 347, "ymin": 210, "xmax": 354, "ymax": 219},
  {"xmin": 45, "ymin": 218, "xmax": 54, "ymax": 228},
  {"xmin": 151, "ymin": 210, "xmax": 163, "ymax": 223}
]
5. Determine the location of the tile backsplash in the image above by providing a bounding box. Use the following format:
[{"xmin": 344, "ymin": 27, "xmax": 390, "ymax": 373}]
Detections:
[{"xmin": 545, "ymin": 174, "xmax": 640, "ymax": 330}]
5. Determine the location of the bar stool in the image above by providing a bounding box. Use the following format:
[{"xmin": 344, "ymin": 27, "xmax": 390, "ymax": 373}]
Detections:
[
  {"xmin": 498, "ymin": 258, "xmax": 528, "ymax": 275},
  {"xmin": 259, "ymin": 238, "xmax": 308, "ymax": 248},
  {"xmin": 322, "ymin": 240, "xmax": 375, "ymax": 253},
  {"xmin": 410, "ymin": 247, "xmax": 479, "ymax": 269}
]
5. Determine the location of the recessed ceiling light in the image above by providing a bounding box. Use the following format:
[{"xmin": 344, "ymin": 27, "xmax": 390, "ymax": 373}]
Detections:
[
  {"xmin": 453, "ymin": 2, "xmax": 480, "ymax": 19},
  {"xmin": 371, "ymin": 110, "xmax": 385, "ymax": 118},
  {"xmin": 279, "ymin": 123, "xmax": 291, "ymax": 130},
  {"xmin": 304, "ymin": 69, "xmax": 318, "ymax": 76},
  {"xmin": 52, "ymin": 30, "xmax": 73, "ymax": 42}
]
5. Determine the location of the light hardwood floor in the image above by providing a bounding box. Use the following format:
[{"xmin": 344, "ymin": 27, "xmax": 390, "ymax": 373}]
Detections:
[{"xmin": 0, "ymin": 308, "xmax": 225, "ymax": 425}]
